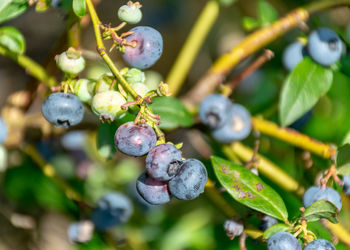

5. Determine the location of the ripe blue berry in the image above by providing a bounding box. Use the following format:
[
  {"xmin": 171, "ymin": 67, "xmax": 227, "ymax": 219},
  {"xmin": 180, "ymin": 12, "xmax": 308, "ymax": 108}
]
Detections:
[
  {"xmin": 56, "ymin": 48, "xmax": 85, "ymax": 75},
  {"xmin": 224, "ymin": 219, "xmax": 243, "ymax": 239},
  {"xmin": 0, "ymin": 118, "xmax": 8, "ymax": 144},
  {"xmin": 343, "ymin": 175, "xmax": 350, "ymax": 195},
  {"xmin": 91, "ymin": 192, "xmax": 133, "ymax": 231},
  {"xmin": 67, "ymin": 221, "xmax": 94, "ymax": 243},
  {"xmin": 114, "ymin": 122, "xmax": 157, "ymax": 156},
  {"xmin": 118, "ymin": 3, "xmax": 142, "ymax": 24},
  {"xmin": 74, "ymin": 79, "xmax": 96, "ymax": 103},
  {"xmin": 282, "ymin": 41, "xmax": 306, "ymax": 71},
  {"xmin": 123, "ymin": 26, "xmax": 163, "ymax": 69},
  {"xmin": 136, "ymin": 172, "xmax": 171, "ymax": 205},
  {"xmin": 267, "ymin": 232, "xmax": 302, "ymax": 250},
  {"xmin": 307, "ymin": 28, "xmax": 343, "ymax": 66},
  {"xmin": 211, "ymin": 104, "xmax": 251, "ymax": 143},
  {"xmin": 303, "ymin": 186, "xmax": 342, "ymax": 211},
  {"xmin": 199, "ymin": 94, "xmax": 232, "ymax": 129},
  {"xmin": 304, "ymin": 239, "xmax": 335, "ymax": 250},
  {"xmin": 259, "ymin": 215, "xmax": 278, "ymax": 231},
  {"xmin": 91, "ymin": 90, "xmax": 126, "ymax": 120},
  {"xmin": 42, "ymin": 92, "xmax": 84, "ymax": 128},
  {"xmin": 145, "ymin": 143, "xmax": 182, "ymax": 181},
  {"xmin": 168, "ymin": 159, "xmax": 208, "ymax": 200},
  {"xmin": 60, "ymin": 130, "xmax": 87, "ymax": 150}
]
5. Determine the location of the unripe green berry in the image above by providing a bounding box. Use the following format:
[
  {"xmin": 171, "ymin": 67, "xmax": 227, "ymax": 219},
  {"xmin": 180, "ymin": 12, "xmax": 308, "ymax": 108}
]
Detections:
[
  {"xmin": 74, "ymin": 79, "xmax": 96, "ymax": 103},
  {"xmin": 56, "ymin": 48, "xmax": 86, "ymax": 76},
  {"xmin": 118, "ymin": 4, "xmax": 142, "ymax": 24},
  {"xmin": 91, "ymin": 90, "xmax": 126, "ymax": 120},
  {"xmin": 95, "ymin": 73, "xmax": 115, "ymax": 93},
  {"xmin": 125, "ymin": 68, "xmax": 145, "ymax": 84},
  {"xmin": 131, "ymin": 82, "xmax": 150, "ymax": 97},
  {"xmin": 144, "ymin": 70, "xmax": 163, "ymax": 90}
]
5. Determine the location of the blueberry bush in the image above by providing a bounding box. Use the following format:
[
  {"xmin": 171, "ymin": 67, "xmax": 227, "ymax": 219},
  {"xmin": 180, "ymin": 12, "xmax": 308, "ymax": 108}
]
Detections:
[{"xmin": 1, "ymin": 0, "xmax": 350, "ymax": 249}]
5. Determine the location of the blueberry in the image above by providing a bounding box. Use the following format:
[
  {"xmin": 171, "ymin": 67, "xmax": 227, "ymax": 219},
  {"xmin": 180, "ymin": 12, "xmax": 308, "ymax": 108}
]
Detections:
[
  {"xmin": 118, "ymin": 3, "xmax": 142, "ymax": 24},
  {"xmin": 56, "ymin": 48, "xmax": 85, "ymax": 75},
  {"xmin": 0, "ymin": 118, "xmax": 8, "ymax": 144},
  {"xmin": 211, "ymin": 104, "xmax": 251, "ymax": 143},
  {"xmin": 60, "ymin": 130, "xmax": 87, "ymax": 150},
  {"xmin": 224, "ymin": 219, "xmax": 244, "ymax": 239},
  {"xmin": 91, "ymin": 192, "xmax": 133, "ymax": 231},
  {"xmin": 267, "ymin": 232, "xmax": 302, "ymax": 250},
  {"xmin": 343, "ymin": 175, "xmax": 350, "ymax": 195},
  {"xmin": 136, "ymin": 172, "xmax": 171, "ymax": 205},
  {"xmin": 41, "ymin": 92, "xmax": 84, "ymax": 128},
  {"xmin": 307, "ymin": 28, "xmax": 343, "ymax": 66},
  {"xmin": 144, "ymin": 70, "xmax": 163, "ymax": 90},
  {"xmin": 124, "ymin": 68, "xmax": 145, "ymax": 84},
  {"xmin": 199, "ymin": 94, "xmax": 232, "ymax": 129},
  {"xmin": 259, "ymin": 215, "xmax": 278, "ymax": 231},
  {"xmin": 304, "ymin": 239, "xmax": 335, "ymax": 250},
  {"xmin": 303, "ymin": 186, "xmax": 342, "ymax": 211},
  {"xmin": 67, "ymin": 221, "xmax": 94, "ymax": 243},
  {"xmin": 114, "ymin": 122, "xmax": 157, "ymax": 156},
  {"xmin": 74, "ymin": 79, "xmax": 96, "ymax": 103},
  {"xmin": 95, "ymin": 73, "xmax": 115, "ymax": 93},
  {"xmin": 123, "ymin": 26, "xmax": 163, "ymax": 69},
  {"xmin": 145, "ymin": 143, "xmax": 182, "ymax": 181},
  {"xmin": 168, "ymin": 159, "xmax": 208, "ymax": 200},
  {"xmin": 282, "ymin": 41, "xmax": 306, "ymax": 71},
  {"xmin": 91, "ymin": 90, "xmax": 127, "ymax": 120}
]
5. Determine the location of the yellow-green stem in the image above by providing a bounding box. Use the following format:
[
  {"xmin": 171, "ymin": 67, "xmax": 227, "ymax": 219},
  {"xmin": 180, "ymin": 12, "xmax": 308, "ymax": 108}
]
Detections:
[
  {"xmin": 166, "ymin": 0, "xmax": 219, "ymax": 95},
  {"xmin": 0, "ymin": 45, "xmax": 57, "ymax": 87}
]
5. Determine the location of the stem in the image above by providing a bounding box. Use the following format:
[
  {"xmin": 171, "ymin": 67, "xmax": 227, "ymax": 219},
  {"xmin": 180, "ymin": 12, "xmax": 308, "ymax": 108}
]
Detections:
[
  {"xmin": 323, "ymin": 220, "xmax": 350, "ymax": 247},
  {"xmin": 252, "ymin": 117, "xmax": 336, "ymax": 159},
  {"xmin": 85, "ymin": 0, "xmax": 138, "ymax": 99},
  {"xmin": 166, "ymin": 0, "xmax": 219, "ymax": 95},
  {"xmin": 225, "ymin": 50, "xmax": 274, "ymax": 96},
  {"xmin": 22, "ymin": 144, "xmax": 84, "ymax": 203},
  {"xmin": 0, "ymin": 45, "xmax": 57, "ymax": 87},
  {"xmin": 183, "ymin": 0, "xmax": 350, "ymax": 108}
]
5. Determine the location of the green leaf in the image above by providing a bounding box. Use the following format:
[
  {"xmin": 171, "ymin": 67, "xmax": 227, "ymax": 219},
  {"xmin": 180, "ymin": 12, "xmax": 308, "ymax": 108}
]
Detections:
[
  {"xmin": 0, "ymin": 26, "xmax": 25, "ymax": 54},
  {"xmin": 242, "ymin": 17, "xmax": 260, "ymax": 31},
  {"xmin": 263, "ymin": 223, "xmax": 289, "ymax": 239},
  {"xmin": 149, "ymin": 97, "xmax": 194, "ymax": 129},
  {"xmin": 279, "ymin": 57, "xmax": 333, "ymax": 126},
  {"xmin": 0, "ymin": 0, "xmax": 29, "ymax": 24},
  {"xmin": 304, "ymin": 200, "xmax": 339, "ymax": 223},
  {"xmin": 72, "ymin": 0, "xmax": 86, "ymax": 17},
  {"xmin": 211, "ymin": 156, "xmax": 288, "ymax": 221},
  {"xmin": 336, "ymin": 144, "xmax": 350, "ymax": 176},
  {"xmin": 258, "ymin": 0, "xmax": 278, "ymax": 26}
]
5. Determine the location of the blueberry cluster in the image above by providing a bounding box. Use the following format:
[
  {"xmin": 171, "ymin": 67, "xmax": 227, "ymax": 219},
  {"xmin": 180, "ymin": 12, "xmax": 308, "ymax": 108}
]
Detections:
[
  {"xmin": 199, "ymin": 94, "xmax": 252, "ymax": 143},
  {"xmin": 283, "ymin": 27, "xmax": 343, "ymax": 71},
  {"xmin": 114, "ymin": 122, "xmax": 208, "ymax": 205}
]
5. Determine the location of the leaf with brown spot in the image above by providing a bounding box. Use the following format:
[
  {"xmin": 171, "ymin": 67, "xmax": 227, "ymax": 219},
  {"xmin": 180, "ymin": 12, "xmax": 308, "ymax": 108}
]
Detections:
[{"xmin": 211, "ymin": 156, "xmax": 288, "ymax": 221}]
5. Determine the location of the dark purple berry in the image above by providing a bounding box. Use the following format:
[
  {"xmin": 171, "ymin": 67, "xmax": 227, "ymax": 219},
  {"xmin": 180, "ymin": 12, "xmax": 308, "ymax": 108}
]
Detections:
[
  {"xmin": 145, "ymin": 143, "xmax": 182, "ymax": 181},
  {"xmin": 136, "ymin": 172, "xmax": 171, "ymax": 205},
  {"xmin": 41, "ymin": 92, "xmax": 84, "ymax": 128},
  {"xmin": 123, "ymin": 26, "xmax": 163, "ymax": 69},
  {"xmin": 114, "ymin": 122, "xmax": 157, "ymax": 156},
  {"xmin": 168, "ymin": 159, "xmax": 208, "ymax": 200}
]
